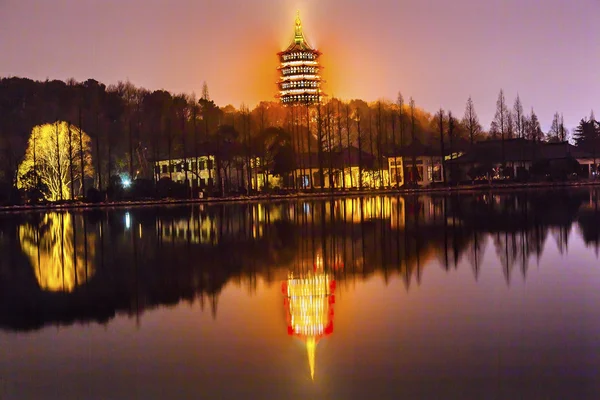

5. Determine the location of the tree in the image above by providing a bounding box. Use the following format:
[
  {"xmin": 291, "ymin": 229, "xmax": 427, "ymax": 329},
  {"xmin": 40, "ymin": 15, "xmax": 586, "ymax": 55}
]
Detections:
[
  {"xmin": 17, "ymin": 122, "xmax": 94, "ymax": 201},
  {"xmin": 462, "ymin": 96, "xmax": 482, "ymax": 146},
  {"xmin": 202, "ymin": 81, "xmax": 210, "ymax": 101},
  {"xmin": 493, "ymin": 89, "xmax": 509, "ymax": 163},
  {"xmin": 525, "ymin": 108, "xmax": 543, "ymax": 142},
  {"xmin": 547, "ymin": 112, "xmax": 561, "ymax": 142},
  {"xmin": 437, "ymin": 109, "xmax": 446, "ymax": 184},
  {"xmin": 211, "ymin": 124, "xmax": 240, "ymax": 195},
  {"xmin": 513, "ymin": 95, "xmax": 524, "ymax": 138},
  {"xmin": 573, "ymin": 117, "xmax": 600, "ymax": 170},
  {"xmin": 448, "ymin": 111, "xmax": 456, "ymax": 178},
  {"xmin": 396, "ymin": 91, "xmax": 405, "ymax": 149},
  {"xmin": 266, "ymin": 127, "xmax": 295, "ymax": 180},
  {"xmin": 559, "ymin": 114, "xmax": 568, "ymax": 142},
  {"xmin": 409, "ymin": 97, "xmax": 417, "ymax": 184}
]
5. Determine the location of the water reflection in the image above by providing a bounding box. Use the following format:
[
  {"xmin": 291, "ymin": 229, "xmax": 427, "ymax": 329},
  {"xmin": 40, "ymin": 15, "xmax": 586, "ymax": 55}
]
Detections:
[
  {"xmin": 0, "ymin": 188, "xmax": 599, "ymax": 333},
  {"xmin": 18, "ymin": 212, "xmax": 95, "ymax": 292},
  {"xmin": 282, "ymin": 265, "xmax": 335, "ymax": 380}
]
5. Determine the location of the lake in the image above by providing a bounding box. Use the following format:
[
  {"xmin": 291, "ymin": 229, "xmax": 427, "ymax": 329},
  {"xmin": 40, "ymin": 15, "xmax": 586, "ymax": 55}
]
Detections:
[{"xmin": 0, "ymin": 189, "xmax": 600, "ymax": 399}]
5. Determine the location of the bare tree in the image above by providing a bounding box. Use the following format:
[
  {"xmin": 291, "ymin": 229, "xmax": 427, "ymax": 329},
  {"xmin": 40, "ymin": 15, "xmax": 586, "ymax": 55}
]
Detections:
[
  {"xmin": 448, "ymin": 111, "xmax": 456, "ymax": 182},
  {"xmin": 201, "ymin": 81, "xmax": 210, "ymax": 101},
  {"xmin": 559, "ymin": 114, "xmax": 568, "ymax": 142},
  {"xmin": 409, "ymin": 97, "xmax": 417, "ymax": 184},
  {"xmin": 513, "ymin": 95, "xmax": 524, "ymax": 139},
  {"xmin": 397, "ymin": 91, "xmax": 405, "ymax": 149},
  {"xmin": 548, "ymin": 112, "xmax": 561, "ymax": 142},
  {"xmin": 493, "ymin": 89, "xmax": 509, "ymax": 164},
  {"xmin": 526, "ymin": 108, "xmax": 543, "ymax": 142},
  {"xmin": 462, "ymin": 96, "xmax": 482, "ymax": 146},
  {"xmin": 437, "ymin": 109, "xmax": 445, "ymax": 184}
]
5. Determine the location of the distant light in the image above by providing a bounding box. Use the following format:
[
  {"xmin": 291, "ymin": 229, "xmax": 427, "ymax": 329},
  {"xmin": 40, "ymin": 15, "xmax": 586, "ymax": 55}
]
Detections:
[
  {"xmin": 122, "ymin": 177, "xmax": 132, "ymax": 188},
  {"xmin": 125, "ymin": 212, "xmax": 131, "ymax": 230}
]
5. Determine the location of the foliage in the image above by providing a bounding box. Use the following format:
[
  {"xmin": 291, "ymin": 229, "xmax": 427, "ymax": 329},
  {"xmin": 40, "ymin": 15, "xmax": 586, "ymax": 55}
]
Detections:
[
  {"xmin": 17, "ymin": 122, "xmax": 94, "ymax": 201},
  {"xmin": 573, "ymin": 118, "xmax": 600, "ymax": 157}
]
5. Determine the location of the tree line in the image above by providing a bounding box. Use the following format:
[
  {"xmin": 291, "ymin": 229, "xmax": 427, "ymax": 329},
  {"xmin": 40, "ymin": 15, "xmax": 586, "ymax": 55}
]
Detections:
[{"xmin": 0, "ymin": 77, "xmax": 596, "ymax": 203}]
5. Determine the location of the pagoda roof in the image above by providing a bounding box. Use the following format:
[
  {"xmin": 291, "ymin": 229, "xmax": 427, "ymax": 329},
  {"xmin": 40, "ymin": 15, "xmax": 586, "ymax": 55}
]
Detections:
[
  {"xmin": 279, "ymin": 11, "xmax": 318, "ymax": 54},
  {"xmin": 281, "ymin": 41, "xmax": 318, "ymax": 54}
]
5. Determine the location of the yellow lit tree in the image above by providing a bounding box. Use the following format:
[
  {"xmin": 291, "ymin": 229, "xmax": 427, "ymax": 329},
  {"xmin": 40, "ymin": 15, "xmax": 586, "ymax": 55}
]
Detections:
[{"xmin": 17, "ymin": 122, "xmax": 94, "ymax": 201}]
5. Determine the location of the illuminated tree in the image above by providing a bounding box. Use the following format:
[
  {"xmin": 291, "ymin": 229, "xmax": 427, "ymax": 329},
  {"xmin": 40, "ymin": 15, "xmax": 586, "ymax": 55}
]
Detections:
[{"xmin": 17, "ymin": 122, "xmax": 94, "ymax": 201}]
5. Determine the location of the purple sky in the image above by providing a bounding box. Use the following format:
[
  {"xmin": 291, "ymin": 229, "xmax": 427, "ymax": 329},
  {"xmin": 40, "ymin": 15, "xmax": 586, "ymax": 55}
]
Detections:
[{"xmin": 0, "ymin": 0, "xmax": 598, "ymax": 131}]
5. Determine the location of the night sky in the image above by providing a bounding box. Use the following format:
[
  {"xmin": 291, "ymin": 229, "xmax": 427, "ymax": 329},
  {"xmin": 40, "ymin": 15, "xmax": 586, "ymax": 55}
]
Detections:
[{"xmin": 1, "ymin": 0, "xmax": 598, "ymax": 130}]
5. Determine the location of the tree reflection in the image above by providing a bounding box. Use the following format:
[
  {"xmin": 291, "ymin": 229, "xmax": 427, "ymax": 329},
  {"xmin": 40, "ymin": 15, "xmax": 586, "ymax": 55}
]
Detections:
[
  {"xmin": 2, "ymin": 188, "xmax": 600, "ymax": 331},
  {"xmin": 18, "ymin": 212, "xmax": 95, "ymax": 292}
]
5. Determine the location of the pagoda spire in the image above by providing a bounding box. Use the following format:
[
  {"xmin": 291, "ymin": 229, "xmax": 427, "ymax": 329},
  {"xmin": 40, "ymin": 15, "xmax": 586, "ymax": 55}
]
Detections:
[{"xmin": 294, "ymin": 10, "xmax": 304, "ymax": 44}]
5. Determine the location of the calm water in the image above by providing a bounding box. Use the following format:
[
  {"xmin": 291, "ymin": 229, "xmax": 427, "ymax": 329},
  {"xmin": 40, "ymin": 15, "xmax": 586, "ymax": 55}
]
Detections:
[{"xmin": 1, "ymin": 189, "xmax": 600, "ymax": 399}]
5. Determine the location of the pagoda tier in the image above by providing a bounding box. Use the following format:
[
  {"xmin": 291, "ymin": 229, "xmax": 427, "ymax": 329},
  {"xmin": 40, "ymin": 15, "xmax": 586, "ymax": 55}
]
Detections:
[{"xmin": 277, "ymin": 12, "xmax": 325, "ymax": 105}]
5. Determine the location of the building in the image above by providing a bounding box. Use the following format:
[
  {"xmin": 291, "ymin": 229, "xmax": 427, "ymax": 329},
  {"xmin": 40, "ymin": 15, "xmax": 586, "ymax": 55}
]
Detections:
[
  {"xmin": 293, "ymin": 146, "xmax": 390, "ymax": 189},
  {"xmin": 447, "ymin": 138, "xmax": 597, "ymax": 180},
  {"xmin": 154, "ymin": 155, "xmax": 218, "ymax": 189},
  {"xmin": 386, "ymin": 140, "xmax": 445, "ymax": 187},
  {"xmin": 277, "ymin": 12, "xmax": 325, "ymax": 105}
]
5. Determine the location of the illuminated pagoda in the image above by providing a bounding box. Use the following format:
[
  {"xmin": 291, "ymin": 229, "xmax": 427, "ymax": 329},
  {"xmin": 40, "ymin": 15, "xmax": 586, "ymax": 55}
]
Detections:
[
  {"xmin": 277, "ymin": 11, "xmax": 325, "ymax": 105},
  {"xmin": 281, "ymin": 266, "xmax": 335, "ymax": 380}
]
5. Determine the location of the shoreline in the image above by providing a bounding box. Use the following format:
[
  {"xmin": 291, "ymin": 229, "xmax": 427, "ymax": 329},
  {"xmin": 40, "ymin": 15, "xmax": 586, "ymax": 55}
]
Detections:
[{"xmin": 1, "ymin": 180, "xmax": 599, "ymax": 213}]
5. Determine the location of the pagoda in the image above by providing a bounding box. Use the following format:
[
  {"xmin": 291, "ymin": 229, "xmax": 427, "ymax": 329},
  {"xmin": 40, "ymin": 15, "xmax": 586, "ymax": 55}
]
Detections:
[
  {"xmin": 281, "ymin": 266, "xmax": 335, "ymax": 380},
  {"xmin": 277, "ymin": 11, "xmax": 325, "ymax": 105}
]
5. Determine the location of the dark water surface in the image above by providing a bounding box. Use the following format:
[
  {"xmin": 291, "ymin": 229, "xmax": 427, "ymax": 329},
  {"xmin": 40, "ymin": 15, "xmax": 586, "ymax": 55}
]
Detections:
[{"xmin": 1, "ymin": 189, "xmax": 600, "ymax": 399}]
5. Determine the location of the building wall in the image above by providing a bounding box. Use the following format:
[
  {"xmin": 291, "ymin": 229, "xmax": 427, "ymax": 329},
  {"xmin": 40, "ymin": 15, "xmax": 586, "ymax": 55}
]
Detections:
[
  {"xmin": 155, "ymin": 156, "xmax": 217, "ymax": 188},
  {"xmin": 154, "ymin": 156, "xmax": 282, "ymax": 192},
  {"xmin": 293, "ymin": 167, "xmax": 390, "ymax": 189},
  {"xmin": 388, "ymin": 156, "xmax": 444, "ymax": 186}
]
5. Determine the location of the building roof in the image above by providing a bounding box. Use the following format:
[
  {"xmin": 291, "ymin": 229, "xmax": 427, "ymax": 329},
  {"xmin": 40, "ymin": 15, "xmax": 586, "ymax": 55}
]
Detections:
[{"xmin": 448, "ymin": 138, "xmax": 594, "ymax": 164}]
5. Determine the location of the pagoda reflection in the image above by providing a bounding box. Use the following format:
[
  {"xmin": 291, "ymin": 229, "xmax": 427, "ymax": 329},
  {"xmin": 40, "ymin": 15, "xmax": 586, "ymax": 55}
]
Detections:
[{"xmin": 282, "ymin": 262, "xmax": 335, "ymax": 380}]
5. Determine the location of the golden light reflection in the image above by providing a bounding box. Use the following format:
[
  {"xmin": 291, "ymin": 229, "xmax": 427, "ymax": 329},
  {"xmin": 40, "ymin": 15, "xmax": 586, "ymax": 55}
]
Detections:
[
  {"xmin": 333, "ymin": 197, "xmax": 393, "ymax": 222},
  {"xmin": 282, "ymin": 267, "xmax": 335, "ymax": 380},
  {"xmin": 19, "ymin": 212, "xmax": 96, "ymax": 292}
]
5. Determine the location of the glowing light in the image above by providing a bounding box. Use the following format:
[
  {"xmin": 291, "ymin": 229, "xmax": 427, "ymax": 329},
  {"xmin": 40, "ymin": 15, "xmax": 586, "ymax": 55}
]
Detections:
[
  {"xmin": 277, "ymin": 12, "xmax": 325, "ymax": 105},
  {"xmin": 122, "ymin": 177, "xmax": 132, "ymax": 188},
  {"xmin": 125, "ymin": 212, "xmax": 131, "ymax": 230},
  {"xmin": 16, "ymin": 122, "xmax": 94, "ymax": 201},
  {"xmin": 282, "ymin": 268, "xmax": 335, "ymax": 380}
]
